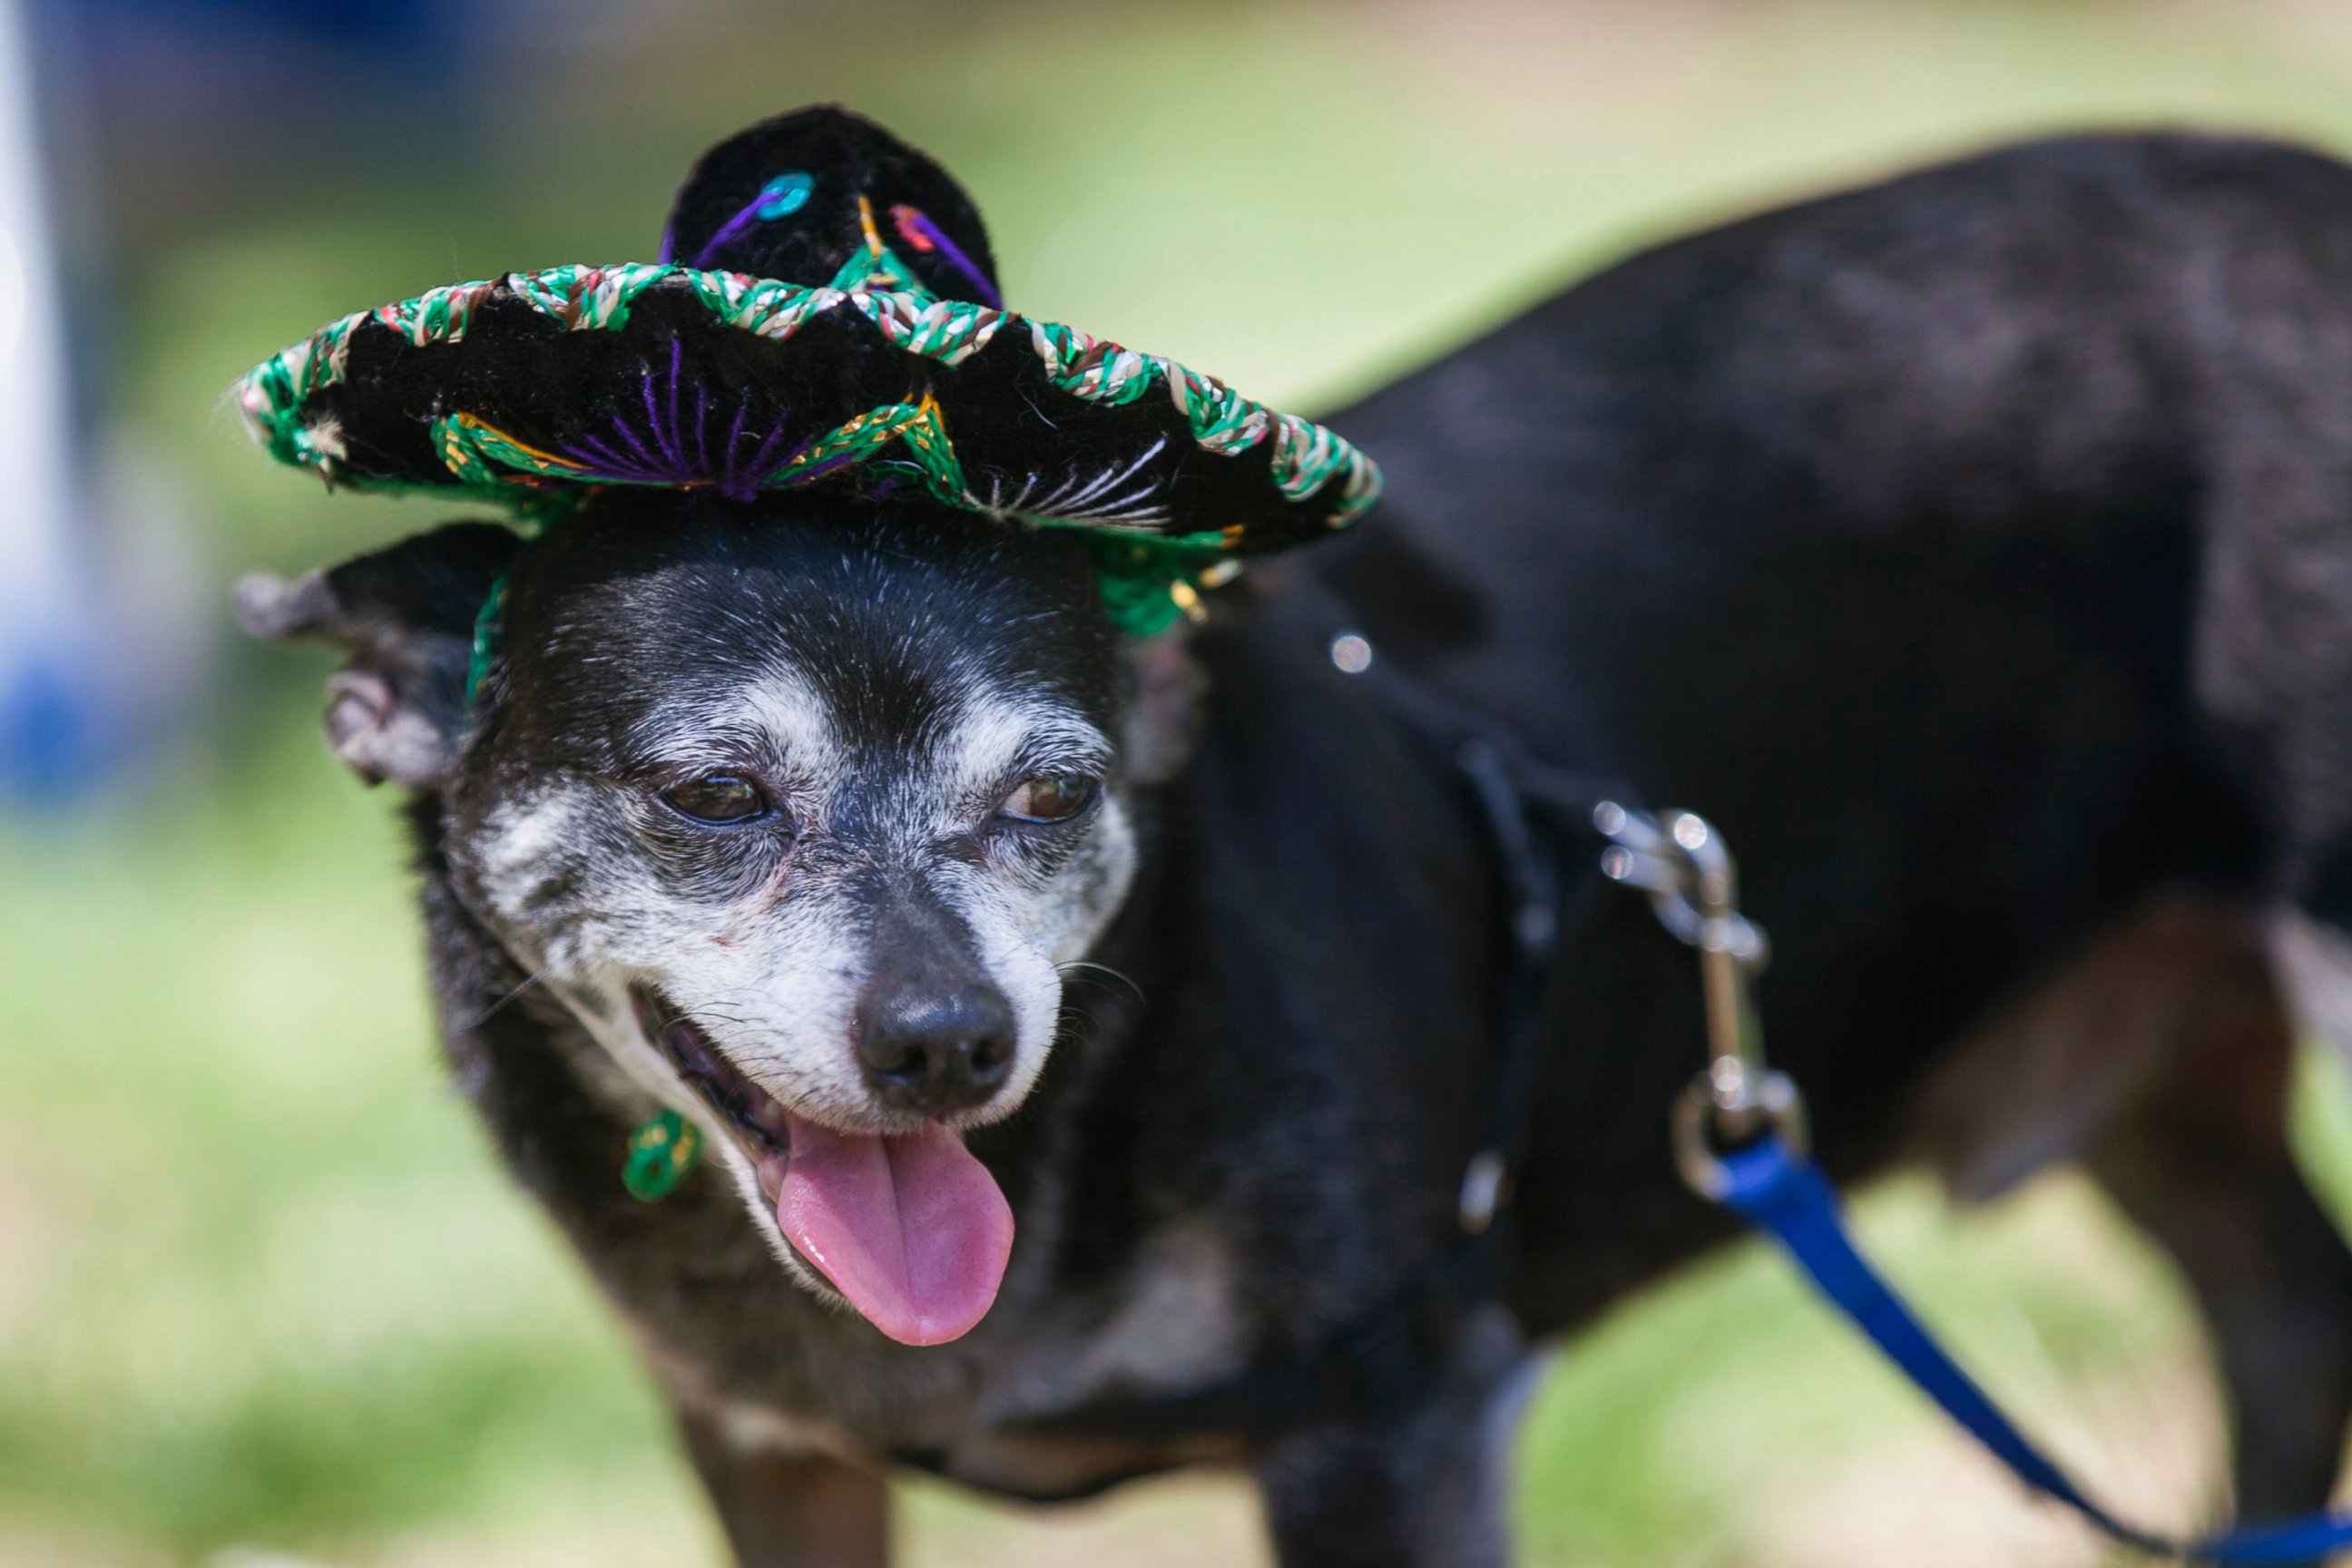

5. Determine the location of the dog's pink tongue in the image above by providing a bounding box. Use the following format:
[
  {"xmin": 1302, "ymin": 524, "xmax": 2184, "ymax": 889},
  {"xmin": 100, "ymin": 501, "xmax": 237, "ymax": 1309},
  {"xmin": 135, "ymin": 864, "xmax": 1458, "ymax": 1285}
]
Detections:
[{"xmin": 776, "ymin": 1116, "xmax": 1014, "ymax": 1346}]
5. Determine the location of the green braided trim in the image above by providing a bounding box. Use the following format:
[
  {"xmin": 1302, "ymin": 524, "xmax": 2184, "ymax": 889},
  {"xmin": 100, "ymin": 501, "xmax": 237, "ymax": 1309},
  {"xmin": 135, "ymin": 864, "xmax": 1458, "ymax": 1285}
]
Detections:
[
  {"xmin": 431, "ymin": 393, "xmax": 972, "ymax": 510},
  {"xmin": 464, "ymin": 570, "xmax": 510, "ymax": 708},
  {"xmin": 824, "ymin": 229, "xmax": 927, "ymax": 297},
  {"xmin": 786, "ymin": 395, "xmax": 970, "ymax": 504},
  {"xmin": 235, "ymin": 309, "xmax": 367, "ymax": 469},
  {"xmin": 233, "ymin": 265, "xmax": 1381, "ymax": 530},
  {"xmin": 507, "ymin": 262, "xmax": 676, "ymax": 329},
  {"xmin": 1024, "ymin": 325, "xmax": 1382, "ymax": 519},
  {"xmin": 683, "ymin": 271, "xmax": 847, "ymax": 339},
  {"xmin": 373, "ymin": 278, "xmax": 502, "ymax": 344},
  {"xmin": 1060, "ymin": 528, "xmax": 1236, "ymax": 639}
]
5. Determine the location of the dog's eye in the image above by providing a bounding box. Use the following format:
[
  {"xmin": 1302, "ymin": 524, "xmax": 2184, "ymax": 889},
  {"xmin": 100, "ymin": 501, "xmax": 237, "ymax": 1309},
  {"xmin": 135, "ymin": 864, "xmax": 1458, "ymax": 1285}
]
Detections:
[
  {"xmin": 997, "ymin": 772, "xmax": 1100, "ymax": 825},
  {"xmin": 663, "ymin": 773, "xmax": 772, "ymax": 825}
]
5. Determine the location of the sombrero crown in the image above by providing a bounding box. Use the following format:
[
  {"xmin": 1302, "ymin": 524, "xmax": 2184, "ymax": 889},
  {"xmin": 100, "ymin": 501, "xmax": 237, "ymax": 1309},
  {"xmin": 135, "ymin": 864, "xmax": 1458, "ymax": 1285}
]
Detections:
[{"xmin": 232, "ymin": 105, "xmax": 1381, "ymax": 636}]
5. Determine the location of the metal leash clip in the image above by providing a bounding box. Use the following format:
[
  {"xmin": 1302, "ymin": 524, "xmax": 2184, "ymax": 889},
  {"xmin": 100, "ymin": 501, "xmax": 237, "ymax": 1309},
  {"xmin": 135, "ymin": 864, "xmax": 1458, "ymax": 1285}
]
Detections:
[{"xmin": 1592, "ymin": 802, "xmax": 1806, "ymax": 1199}]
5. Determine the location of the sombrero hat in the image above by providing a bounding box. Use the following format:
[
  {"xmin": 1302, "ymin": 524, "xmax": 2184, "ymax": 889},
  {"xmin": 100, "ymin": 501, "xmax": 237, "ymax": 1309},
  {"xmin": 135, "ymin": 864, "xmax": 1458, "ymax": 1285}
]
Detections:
[{"xmin": 230, "ymin": 105, "xmax": 1381, "ymax": 638}]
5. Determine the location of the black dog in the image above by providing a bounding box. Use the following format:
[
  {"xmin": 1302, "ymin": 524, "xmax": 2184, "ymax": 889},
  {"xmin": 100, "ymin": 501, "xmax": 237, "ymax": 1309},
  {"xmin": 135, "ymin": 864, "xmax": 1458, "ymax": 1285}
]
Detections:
[{"xmin": 241, "ymin": 127, "xmax": 2352, "ymax": 1565}]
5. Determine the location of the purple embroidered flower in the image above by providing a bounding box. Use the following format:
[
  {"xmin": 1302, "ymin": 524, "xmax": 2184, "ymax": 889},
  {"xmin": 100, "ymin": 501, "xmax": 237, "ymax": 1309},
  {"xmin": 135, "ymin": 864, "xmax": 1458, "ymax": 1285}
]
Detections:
[{"xmin": 554, "ymin": 340, "xmax": 801, "ymax": 501}]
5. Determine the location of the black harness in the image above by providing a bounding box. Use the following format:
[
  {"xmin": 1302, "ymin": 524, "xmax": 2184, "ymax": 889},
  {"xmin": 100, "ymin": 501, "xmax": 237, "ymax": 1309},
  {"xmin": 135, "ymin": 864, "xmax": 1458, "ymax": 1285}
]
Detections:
[{"xmin": 991, "ymin": 644, "xmax": 1621, "ymax": 1446}]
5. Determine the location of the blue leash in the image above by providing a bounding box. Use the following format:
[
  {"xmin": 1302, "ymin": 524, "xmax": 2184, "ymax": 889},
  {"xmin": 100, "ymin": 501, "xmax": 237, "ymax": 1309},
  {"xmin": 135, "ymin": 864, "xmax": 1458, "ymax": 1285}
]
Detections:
[
  {"xmin": 1578, "ymin": 799, "xmax": 2352, "ymax": 1563},
  {"xmin": 1715, "ymin": 1133, "xmax": 2352, "ymax": 1563}
]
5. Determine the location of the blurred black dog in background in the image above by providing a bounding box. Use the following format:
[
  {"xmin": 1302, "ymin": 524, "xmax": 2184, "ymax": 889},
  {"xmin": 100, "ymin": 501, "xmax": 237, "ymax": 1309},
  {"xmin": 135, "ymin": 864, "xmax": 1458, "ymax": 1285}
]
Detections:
[{"xmin": 246, "ymin": 132, "xmax": 2352, "ymax": 1565}]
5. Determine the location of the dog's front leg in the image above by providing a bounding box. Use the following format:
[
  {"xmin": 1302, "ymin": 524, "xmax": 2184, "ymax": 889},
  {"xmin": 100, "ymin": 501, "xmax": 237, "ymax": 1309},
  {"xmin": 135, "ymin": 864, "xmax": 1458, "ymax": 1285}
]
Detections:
[
  {"xmin": 1254, "ymin": 1306, "xmax": 1535, "ymax": 1568},
  {"xmin": 677, "ymin": 1408, "xmax": 892, "ymax": 1568}
]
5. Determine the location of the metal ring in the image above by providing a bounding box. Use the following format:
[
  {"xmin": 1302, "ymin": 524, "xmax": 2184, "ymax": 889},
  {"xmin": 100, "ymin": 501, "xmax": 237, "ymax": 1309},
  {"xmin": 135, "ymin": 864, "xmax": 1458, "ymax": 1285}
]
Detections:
[{"xmin": 1671, "ymin": 1068, "xmax": 1808, "ymax": 1200}]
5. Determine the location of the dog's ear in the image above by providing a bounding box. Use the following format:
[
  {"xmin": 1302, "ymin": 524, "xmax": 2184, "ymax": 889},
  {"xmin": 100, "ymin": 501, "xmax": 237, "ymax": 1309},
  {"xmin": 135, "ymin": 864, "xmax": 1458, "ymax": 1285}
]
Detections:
[
  {"xmin": 1119, "ymin": 629, "xmax": 1207, "ymax": 787},
  {"xmin": 236, "ymin": 521, "xmax": 520, "ymax": 787}
]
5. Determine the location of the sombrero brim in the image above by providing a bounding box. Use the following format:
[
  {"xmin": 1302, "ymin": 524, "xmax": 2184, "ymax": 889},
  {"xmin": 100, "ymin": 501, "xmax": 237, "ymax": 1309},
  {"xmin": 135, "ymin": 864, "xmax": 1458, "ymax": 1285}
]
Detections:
[{"xmin": 232, "ymin": 263, "xmax": 1381, "ymax": 557}]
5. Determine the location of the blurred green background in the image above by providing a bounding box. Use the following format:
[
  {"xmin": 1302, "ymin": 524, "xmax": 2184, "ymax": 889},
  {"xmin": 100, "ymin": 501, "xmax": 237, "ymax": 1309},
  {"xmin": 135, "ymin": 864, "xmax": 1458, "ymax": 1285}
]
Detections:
[{"xmin": 15, "ymin": 1, "xmax": 2352, "ymax": 1563}]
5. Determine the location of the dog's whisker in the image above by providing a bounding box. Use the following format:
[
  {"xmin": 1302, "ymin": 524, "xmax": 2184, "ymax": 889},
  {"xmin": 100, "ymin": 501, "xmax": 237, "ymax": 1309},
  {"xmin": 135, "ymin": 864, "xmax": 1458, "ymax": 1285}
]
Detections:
[
  {"xmin": 463, "ymin": 966, "xmax": 550, "ymax": 1031},
  {"xmin": 1052, "ymin": 1001, "xmax": 1107, "ymax": 1048},
  {"xmin": 1056, "ymin": 959, "xmax": 1144, "ymax": 1003}
]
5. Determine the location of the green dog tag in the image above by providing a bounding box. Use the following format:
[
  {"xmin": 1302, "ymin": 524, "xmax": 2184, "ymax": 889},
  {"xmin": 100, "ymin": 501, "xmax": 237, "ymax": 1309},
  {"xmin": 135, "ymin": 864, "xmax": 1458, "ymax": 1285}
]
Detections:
[{"xmin": 622, "ymin": 1108, "xmax": 701, "ymax": 1201}]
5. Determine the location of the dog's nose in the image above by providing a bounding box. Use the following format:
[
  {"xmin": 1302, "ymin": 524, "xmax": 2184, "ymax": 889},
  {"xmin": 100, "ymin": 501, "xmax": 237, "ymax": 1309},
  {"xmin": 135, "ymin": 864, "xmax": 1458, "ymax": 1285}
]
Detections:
[{"xmin": 857, "ymin": 981, "xmax": 1015, "ymax": 1112}]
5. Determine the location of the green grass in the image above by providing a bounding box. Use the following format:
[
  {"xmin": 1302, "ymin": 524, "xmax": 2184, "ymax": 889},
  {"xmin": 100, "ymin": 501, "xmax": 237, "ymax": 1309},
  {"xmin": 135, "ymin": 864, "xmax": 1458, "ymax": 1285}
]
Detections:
[
  {"xmin": 22, "ymin": 1, "xmax": 2352, "ymax": 1562},
  {"xmin": 0, "ymin": 726, "xmax": 688, "ymax": 1556}
]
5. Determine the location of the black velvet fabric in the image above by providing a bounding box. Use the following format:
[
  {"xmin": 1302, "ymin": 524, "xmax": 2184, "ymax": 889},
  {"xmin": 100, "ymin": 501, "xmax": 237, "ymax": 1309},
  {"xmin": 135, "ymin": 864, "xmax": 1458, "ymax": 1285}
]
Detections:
[{"xmin": 662, "ymin": 105, "xmax": 1001, "ymax": 302}]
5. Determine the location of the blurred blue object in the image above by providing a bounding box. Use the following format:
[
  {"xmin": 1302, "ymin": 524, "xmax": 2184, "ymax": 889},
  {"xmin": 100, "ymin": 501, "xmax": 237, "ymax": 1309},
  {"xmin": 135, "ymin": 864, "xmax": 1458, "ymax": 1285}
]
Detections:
[
  {"xmin": 0, "ymin": 0, "xmax": 565, "ymax": 808},
  {"xmin": 93, "ymin": 0, "xmax": 450, "ymax": 46},
  {"xmin": 0, "ymin": 0, "xmax": 110, "ymax": 801},
  {"xmin": 0, "ymin": 654, "xmax": 103, "ymax": 795}
]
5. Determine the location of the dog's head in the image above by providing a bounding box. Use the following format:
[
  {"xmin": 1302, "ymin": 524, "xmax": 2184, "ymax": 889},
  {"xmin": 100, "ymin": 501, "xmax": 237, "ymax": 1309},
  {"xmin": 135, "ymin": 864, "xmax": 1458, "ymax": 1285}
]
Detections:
[{"xmin": 240, "ymin": 492, "xmax": 1201, "ymax": 1344}]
